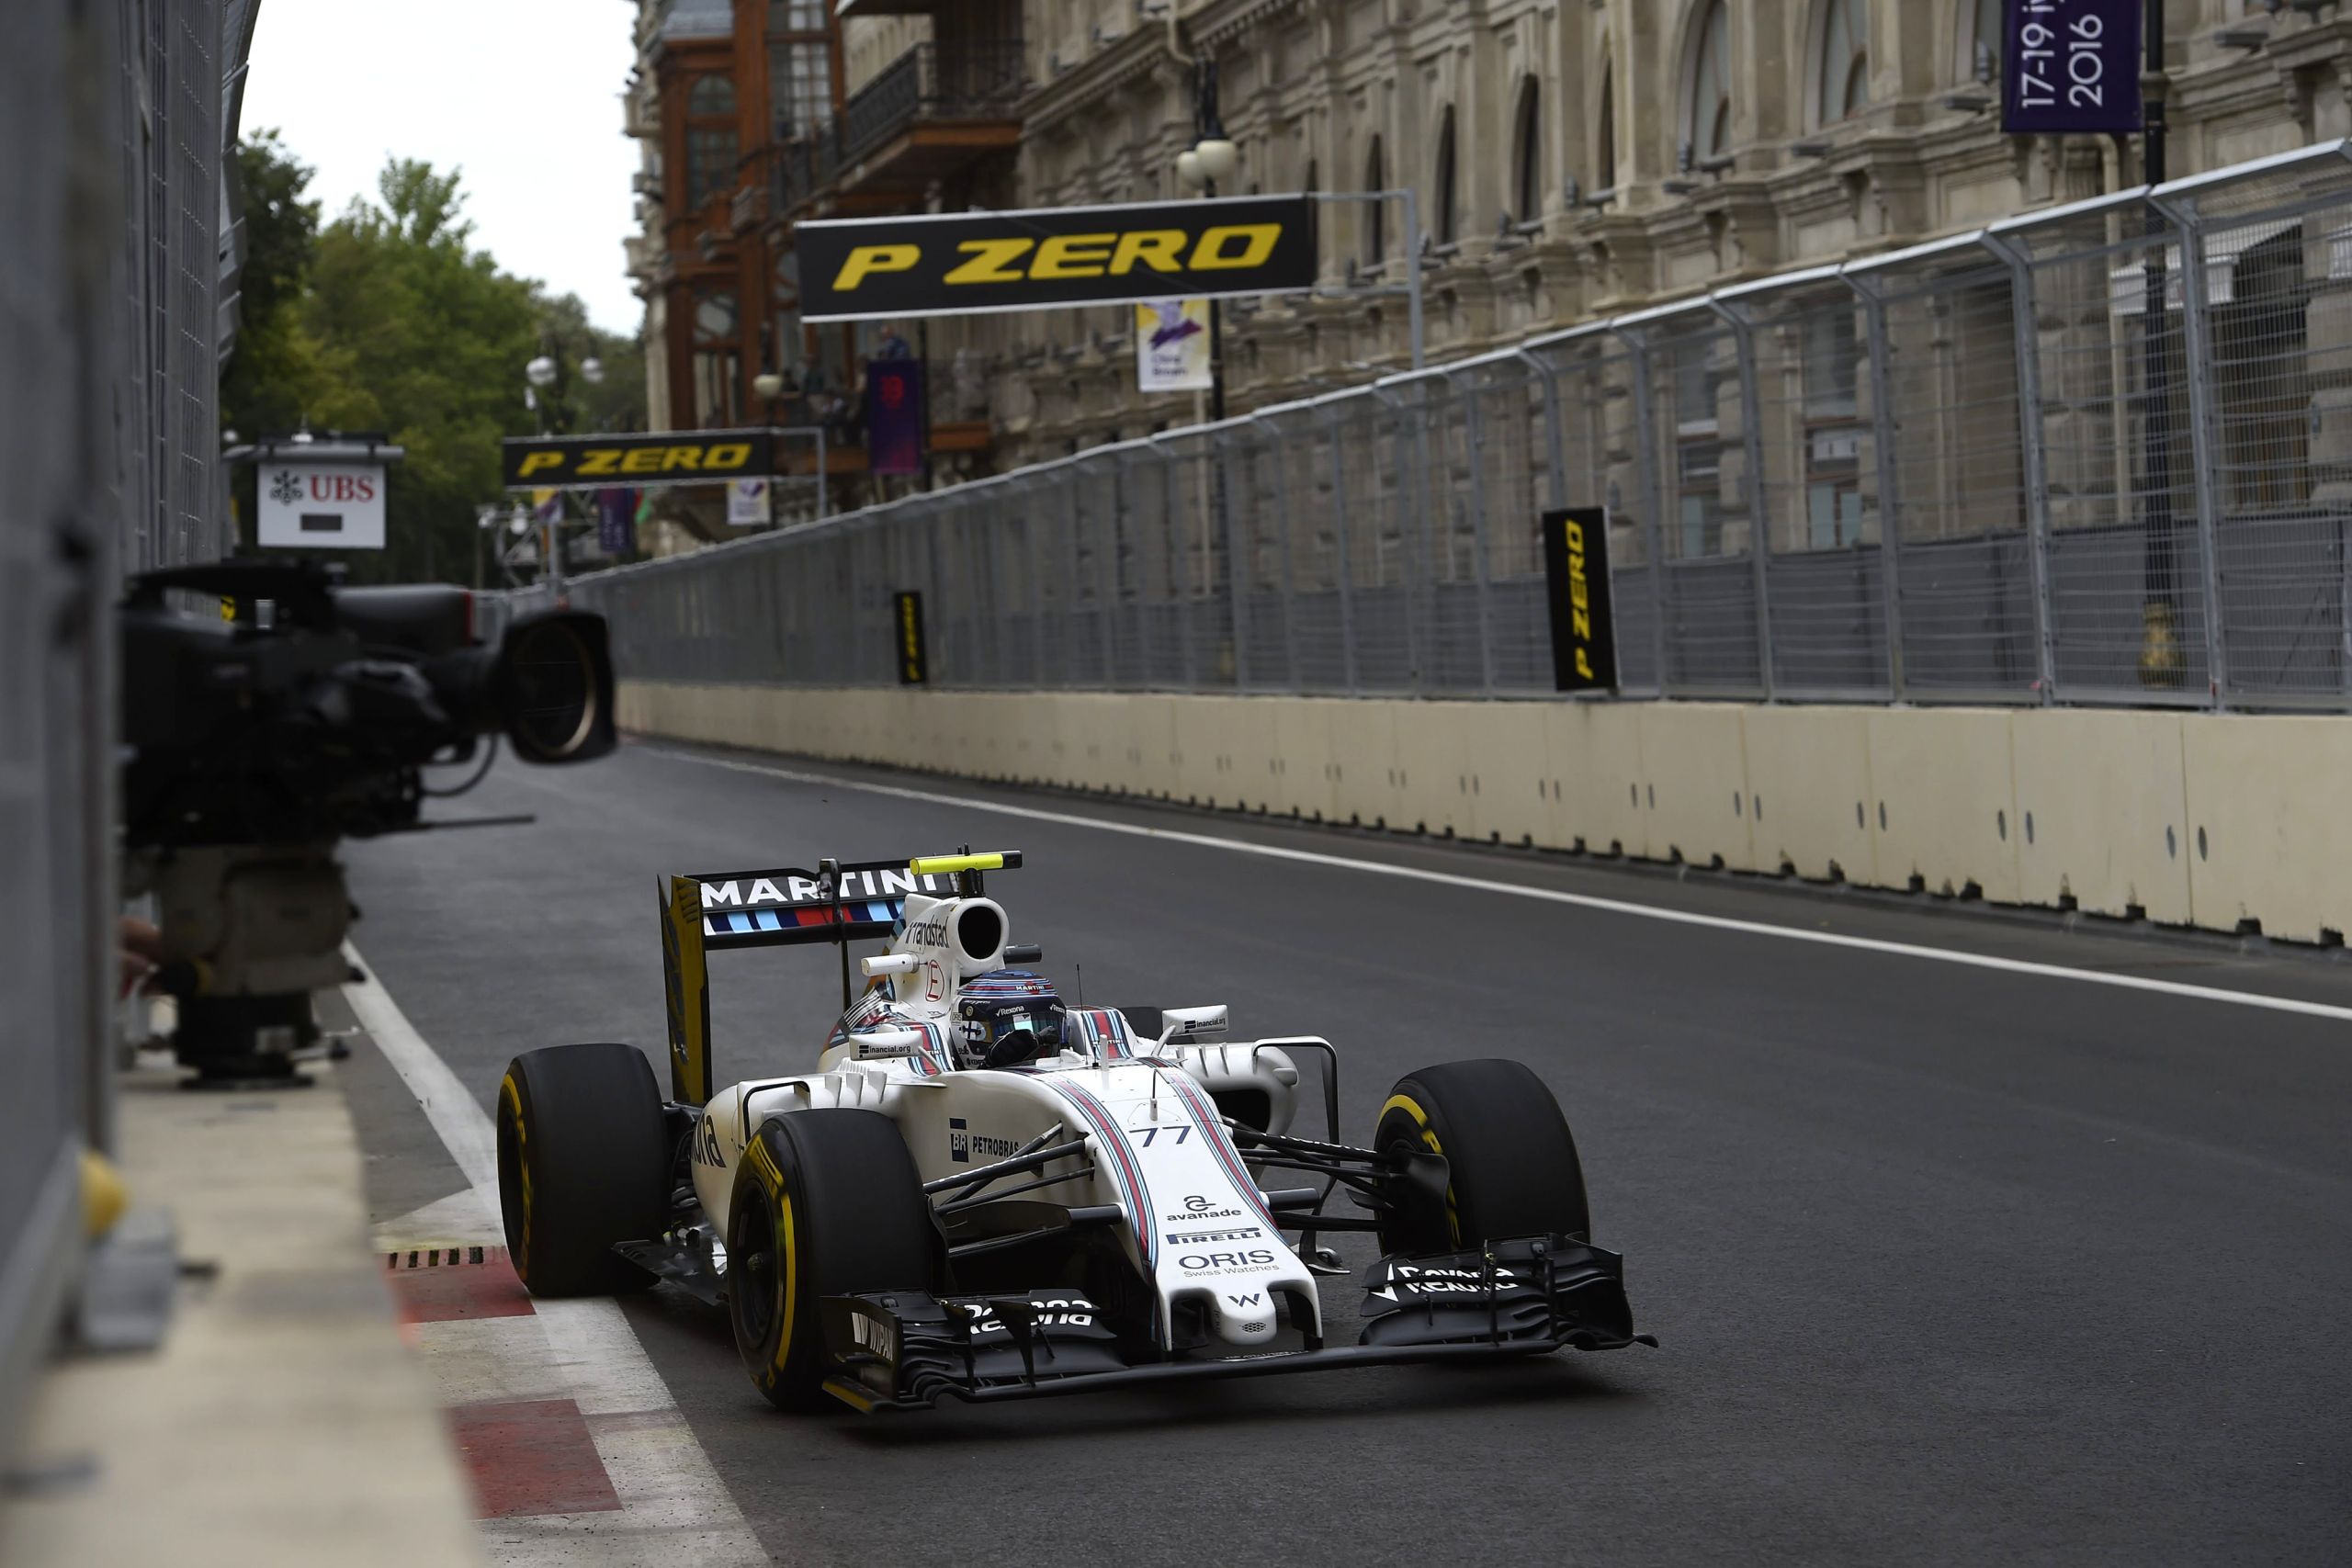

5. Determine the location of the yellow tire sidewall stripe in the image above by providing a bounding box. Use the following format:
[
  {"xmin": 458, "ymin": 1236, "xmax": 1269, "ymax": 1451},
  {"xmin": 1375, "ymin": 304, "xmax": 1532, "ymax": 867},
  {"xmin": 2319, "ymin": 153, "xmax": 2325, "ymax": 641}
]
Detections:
[
  {"xmin": 1378, "ymin": 1090, "xmax": 1461, "ymax": 1246},
  {"xmin": 499, "ymin": 1074, "xmax": 532, "ymax": 1268}
]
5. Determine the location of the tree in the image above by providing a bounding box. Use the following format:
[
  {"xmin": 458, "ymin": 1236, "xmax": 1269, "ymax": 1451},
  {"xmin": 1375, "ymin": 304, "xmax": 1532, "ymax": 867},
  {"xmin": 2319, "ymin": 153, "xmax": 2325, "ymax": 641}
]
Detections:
[{"xmin": 219, "ymin": 141, "xmax": 651, "ymax": 583}]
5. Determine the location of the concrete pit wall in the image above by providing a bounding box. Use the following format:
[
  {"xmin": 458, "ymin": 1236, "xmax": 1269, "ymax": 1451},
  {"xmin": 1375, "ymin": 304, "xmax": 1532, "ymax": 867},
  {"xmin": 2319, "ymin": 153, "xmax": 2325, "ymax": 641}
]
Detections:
[{"xmin": 616, "ymin": 682, "xmax": 2351, "ymax": 946}]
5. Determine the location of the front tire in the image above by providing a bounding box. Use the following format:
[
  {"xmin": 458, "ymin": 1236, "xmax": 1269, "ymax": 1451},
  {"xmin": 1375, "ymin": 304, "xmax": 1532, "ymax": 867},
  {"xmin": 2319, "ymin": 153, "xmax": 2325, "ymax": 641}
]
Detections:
[
  {"xmin": 496, "ymin": 1043, "xmax": 670, "ymax": 1296},
  {"xmin": 726, "ymin": 1109, "xmax": 941, "ymax": 1413},
  {"xmin": 1373, "ymin": 1058, "xmax": 1592, "ymax": 1257}
]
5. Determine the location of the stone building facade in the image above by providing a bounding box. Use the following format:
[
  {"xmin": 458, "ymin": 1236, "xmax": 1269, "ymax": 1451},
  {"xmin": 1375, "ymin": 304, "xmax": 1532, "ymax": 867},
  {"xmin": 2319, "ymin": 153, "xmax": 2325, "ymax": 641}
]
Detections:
[
  {"xmin": 624, "ymin": 0, "xmax": 2345, "ymax": 499},
  {"xmin": 1001, "ymin": 0, "xmax": 2351, "ymax": 462}
]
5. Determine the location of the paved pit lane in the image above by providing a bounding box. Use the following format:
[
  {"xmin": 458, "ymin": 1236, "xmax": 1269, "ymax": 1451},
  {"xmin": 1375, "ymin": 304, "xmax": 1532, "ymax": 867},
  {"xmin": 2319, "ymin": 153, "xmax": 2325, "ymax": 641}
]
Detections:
[{"xmin": 340, "ymin": 738, "xmax": 2352, "ymax": 1568}]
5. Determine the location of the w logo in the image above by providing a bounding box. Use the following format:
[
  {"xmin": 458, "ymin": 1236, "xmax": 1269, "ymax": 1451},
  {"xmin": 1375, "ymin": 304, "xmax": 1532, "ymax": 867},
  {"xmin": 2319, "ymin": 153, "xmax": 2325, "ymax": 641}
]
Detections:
[{"xmin": 1226, "ymin": 1292, "xmax": 1261, "ymax": 1308}]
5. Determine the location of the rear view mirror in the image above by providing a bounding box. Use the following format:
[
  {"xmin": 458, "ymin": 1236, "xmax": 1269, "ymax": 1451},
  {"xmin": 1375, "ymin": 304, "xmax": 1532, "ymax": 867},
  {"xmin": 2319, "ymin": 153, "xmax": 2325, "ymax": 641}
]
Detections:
[{"xmin": 1158, "ymin": 1005, "xmax": 1229, "ymax": 1045}]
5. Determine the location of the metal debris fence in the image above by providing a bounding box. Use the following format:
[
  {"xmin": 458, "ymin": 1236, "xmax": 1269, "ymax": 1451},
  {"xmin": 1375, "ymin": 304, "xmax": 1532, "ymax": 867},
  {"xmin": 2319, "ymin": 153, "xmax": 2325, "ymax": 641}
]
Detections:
[
  {"xmin": 3, "ymin": 0, "xmax": 244, "ymax": 1441},
  {"xmin": 554, "ymin": 139, "xmax": 2352, "ymax": 713}
]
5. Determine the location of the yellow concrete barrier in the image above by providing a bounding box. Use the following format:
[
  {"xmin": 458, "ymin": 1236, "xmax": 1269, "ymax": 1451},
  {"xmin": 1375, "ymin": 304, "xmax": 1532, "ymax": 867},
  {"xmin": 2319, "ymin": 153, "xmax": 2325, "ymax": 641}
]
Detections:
[
  {"xmin": 1544, "ymin": 701, "xmax": 1646, "ymax": 857},
  {"xmin": 2012, "ymin": 709, "xmax": 2191, "ymax": 923},
  {"xmin": 1638, "ymin": 703, "xmax": 1757, "ymax": 872},
  {"xmin": 1452, "ymin": 702, "xmax": 1552, "ymax": 847},
  {"xmin": 1740, "ymin": 705, "xmax": 1875, "ymax": 884},
  {"xmin": 1864, "ymin": 707, "xmax": 2020, "ymax": 903},
  {"xmin": 1317, "ymin": 698, "xmax": 1403, "ymax": 829},
  {"xmin": 2182, "ymin": 714, "xmax": 2352, "ymax": 942},
  {"xmin": 1386, "ymin": 702, "xmax": 1471, "ymax": 838},
  {"xmin": 1126, "ymin": 695, "xmax": 1182, "ymax": 799},
  {"xmin": 1257, "ymin": 697, "xmax": 1338, "ymax": 820},
  {"xmin": 614, "ymin": 681, "xmax": 2352, "ymax": 944}
]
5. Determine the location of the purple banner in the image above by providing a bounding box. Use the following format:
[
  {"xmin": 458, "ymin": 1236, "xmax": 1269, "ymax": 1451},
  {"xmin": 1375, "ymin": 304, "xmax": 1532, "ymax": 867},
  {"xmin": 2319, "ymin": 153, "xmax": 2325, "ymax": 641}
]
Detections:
[
  {"xmin": 595, "ymin": 487, "xmax": 636, "ymax": 555},
  {"xmin": 865, "ymin": 359, "xmax": 924, "ymax": 478},
  {"xmin": 2001, "ymin": 0, "xmax": 2142, "ymax": 137}
]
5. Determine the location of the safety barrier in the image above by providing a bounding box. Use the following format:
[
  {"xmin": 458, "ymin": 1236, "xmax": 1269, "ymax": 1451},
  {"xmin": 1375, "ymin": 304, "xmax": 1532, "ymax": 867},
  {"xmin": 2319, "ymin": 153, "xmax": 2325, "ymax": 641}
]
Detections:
[
  {"xmin": 616, "ymin": 682, "xmax": 2352, "ymax": 945},
  {"xmin": 547, "ymin": 139, "xmax": 2352, "ymax": 716}
]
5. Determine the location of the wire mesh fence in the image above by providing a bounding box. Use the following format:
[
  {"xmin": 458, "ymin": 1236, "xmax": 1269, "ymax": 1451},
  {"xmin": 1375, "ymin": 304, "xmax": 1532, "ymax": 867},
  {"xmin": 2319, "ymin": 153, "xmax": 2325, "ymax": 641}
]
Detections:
[
  {"xmin": 5, "ymin": 0, "xmax": 242, "ymax": 1444},
  {"xmin": 551, "ymin": 140, "xmax": 2352, "ymax": 715}
]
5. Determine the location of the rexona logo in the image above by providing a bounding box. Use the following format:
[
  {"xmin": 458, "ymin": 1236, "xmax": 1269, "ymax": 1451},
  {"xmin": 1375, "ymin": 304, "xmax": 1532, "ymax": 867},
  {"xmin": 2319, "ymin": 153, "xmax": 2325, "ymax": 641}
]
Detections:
[{"xmin": 796, "ymin": 197, "xmax": 1317, "ymax": 322}]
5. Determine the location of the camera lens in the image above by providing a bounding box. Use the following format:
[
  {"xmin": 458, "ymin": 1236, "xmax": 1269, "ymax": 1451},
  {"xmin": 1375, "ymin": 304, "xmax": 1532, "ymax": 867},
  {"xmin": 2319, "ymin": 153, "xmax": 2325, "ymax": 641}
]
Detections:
[{"xmin": 503, "ymin": 617, "xmax": 603, "ymax": 761}]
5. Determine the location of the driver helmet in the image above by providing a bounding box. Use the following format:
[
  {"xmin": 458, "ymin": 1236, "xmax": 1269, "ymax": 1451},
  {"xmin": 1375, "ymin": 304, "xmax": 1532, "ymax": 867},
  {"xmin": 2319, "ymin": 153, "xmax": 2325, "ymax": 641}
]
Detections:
[{"xmin": 955, "ymin": 970, "xmax": 1064, "ymax": 1068}]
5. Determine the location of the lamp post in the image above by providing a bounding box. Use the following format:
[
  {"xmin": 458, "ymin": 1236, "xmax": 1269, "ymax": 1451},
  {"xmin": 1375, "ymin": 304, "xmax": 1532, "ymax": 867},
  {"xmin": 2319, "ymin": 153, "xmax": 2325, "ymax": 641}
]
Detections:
[
  {"xmin": 1176, "ymin": 58, "xmax": 1238, "ymax": 423},
  {"xmin": 2138, "ymin": 0, "xmax": 2181, "ymax": 689},
  {"xmin": 752, "ymin": 369, "xmax": 786, "ymax": 527},
  {"xmin": 524, "ymin": 355, "xmax": 566, "ymax": 599}
]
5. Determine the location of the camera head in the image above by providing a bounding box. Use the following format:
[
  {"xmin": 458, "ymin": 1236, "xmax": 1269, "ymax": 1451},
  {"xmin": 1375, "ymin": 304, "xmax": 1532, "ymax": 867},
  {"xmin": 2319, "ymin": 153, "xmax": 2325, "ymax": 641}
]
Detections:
[
  {"xmin": 119, "ymin": 558, "xmax": 617, "ymax": 1082},
  {"xmin": 121, "ymin": 559, "xmax": 615, "ymax": 849}
]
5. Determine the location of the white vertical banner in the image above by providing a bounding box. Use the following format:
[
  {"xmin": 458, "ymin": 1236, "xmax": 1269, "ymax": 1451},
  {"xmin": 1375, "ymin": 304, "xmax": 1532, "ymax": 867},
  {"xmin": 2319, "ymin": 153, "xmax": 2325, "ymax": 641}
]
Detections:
[
  {"xmin": 727, "ymin": 478, "xmax": 772, "ymax": 526},
  {"xmin": 1136, "ymin": 299, "xmax": 1213, "ymax": 393}
]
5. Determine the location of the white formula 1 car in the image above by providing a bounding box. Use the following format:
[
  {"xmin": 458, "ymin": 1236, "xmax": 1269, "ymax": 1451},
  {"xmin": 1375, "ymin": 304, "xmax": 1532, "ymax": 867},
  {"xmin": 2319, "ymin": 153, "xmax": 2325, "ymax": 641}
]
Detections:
[{"xmin": 496, "ymin": 851, "xmax": 1647, "ymax": 1411}]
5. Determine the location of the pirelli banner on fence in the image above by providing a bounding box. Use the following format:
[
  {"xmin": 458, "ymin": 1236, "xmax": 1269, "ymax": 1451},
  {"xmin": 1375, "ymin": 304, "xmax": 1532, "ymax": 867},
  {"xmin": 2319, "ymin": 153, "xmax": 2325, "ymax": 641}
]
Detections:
[
  {"xmin": 502, "ymin": 429, "xmax": 772, "ymax": 491},
  {"xmin": 796, "ymin": 196, "xmax": 1318, "ymax": 323},
  {"xmin": 1542, "ymin": 507, "xmax": 1619, "ymax": 695}
]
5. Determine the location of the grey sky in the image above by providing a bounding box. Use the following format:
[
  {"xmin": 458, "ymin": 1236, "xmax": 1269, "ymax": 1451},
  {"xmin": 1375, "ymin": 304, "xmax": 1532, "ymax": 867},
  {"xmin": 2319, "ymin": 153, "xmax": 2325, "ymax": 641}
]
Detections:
[{"xmin": 241, "ymin": 1, "xmax": 642, "ymax": 333}]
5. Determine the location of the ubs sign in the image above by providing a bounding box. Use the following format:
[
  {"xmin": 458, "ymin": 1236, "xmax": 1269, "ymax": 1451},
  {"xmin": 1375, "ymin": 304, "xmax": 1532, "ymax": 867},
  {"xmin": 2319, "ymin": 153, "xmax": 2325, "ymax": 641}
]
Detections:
[{"xmin": 257, "ymin": 462, "xmax": 387, "ymax": 550}]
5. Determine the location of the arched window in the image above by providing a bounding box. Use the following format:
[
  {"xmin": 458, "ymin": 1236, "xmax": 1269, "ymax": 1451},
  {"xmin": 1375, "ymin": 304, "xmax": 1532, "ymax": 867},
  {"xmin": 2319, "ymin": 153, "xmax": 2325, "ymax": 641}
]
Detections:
[
  {"xmin": 1599, "ymin": 60, "xmax": 1618, "ymax": 192},
  {"xmin": 684, "ymin": 73, "xmax": 739, "ymax": 210},
  {"xmin": 1681, "ymin": 1, "xmax": 1733, "ymax": 168},
  {"xmin": 1597, "ymin": 59, "xmax": 1617, "ymax": 192},
  {"xmin": 1815, "ymin": 0, "xmax": 1869, "ymax": 126},
  {"xmin": 1512, "ymin": 76, "xmax": 1543, "ymax": 224},
  {"xmin": 1434, "ymin": 105, "xmax": 1458, "ymax": 245},
  {"xmin": 1965, "ymin": 0, "xmax": 2003, "ymax": 83},
  {"xmin": 1363, "ymin": 134, "xmax": 1386, "ymax": 264},
  {"xmin": 687, "ymin": 74, "xmax": 736, "ymax": 117}
]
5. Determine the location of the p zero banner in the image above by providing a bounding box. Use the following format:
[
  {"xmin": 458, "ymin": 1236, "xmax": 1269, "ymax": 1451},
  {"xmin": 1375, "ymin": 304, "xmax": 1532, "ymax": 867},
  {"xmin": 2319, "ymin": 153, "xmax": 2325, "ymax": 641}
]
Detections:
[
  {"xmin": 894, "ymin": 592, "xmax": 929, "ymax": 685},
  {"xmin": 2000, "ymin": 0, "xmax": 2142, "ymax": 136},
  {"xmin": 502, "ymin": 429, "xmax": 772, "ymax": 491},
  {"xmin": 1542, "ymin": 507, "xmax": 1618, "ymax": 694},
  {"xmin": 796, "ymin": 196, "xmax": 1317, "ymax": 323}
]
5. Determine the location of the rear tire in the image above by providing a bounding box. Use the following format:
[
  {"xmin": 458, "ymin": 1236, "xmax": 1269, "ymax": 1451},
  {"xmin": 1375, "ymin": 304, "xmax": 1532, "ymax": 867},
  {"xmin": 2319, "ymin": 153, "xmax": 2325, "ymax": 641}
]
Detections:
[
  {"xmin": 726, "ymin": 1109, "xmax": 941, "ymax": 1413},
  {"xmin": 496, "ymin": 1043, "xmax": 670, "ymax": 1296},
  {"xmin": 1372, "ymin": 1058, "xmax": 1591, "ymax": 1257}
]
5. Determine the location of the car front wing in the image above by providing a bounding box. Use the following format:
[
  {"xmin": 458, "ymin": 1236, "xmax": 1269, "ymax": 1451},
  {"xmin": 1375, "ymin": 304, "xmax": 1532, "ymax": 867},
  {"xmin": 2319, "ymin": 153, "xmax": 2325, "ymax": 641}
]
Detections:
[{"xmin": 817, "ymin": 1234, "xmax": 1650, "ymax": 1412}]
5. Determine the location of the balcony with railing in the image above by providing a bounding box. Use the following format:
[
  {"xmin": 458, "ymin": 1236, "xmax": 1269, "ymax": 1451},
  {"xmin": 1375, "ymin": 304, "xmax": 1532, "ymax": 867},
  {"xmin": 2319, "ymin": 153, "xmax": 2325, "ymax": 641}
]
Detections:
[{"xmin": 774, "ymin": 39, "xmax": 1023, "ymax": 216}]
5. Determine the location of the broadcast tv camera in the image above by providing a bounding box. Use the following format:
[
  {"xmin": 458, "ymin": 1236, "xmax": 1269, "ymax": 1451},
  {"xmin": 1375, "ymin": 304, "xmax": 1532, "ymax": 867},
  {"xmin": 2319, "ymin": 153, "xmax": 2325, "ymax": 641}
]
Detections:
[{"xmin": 120, "ymin": 560, "xmax": 616, "ymax": 1082}]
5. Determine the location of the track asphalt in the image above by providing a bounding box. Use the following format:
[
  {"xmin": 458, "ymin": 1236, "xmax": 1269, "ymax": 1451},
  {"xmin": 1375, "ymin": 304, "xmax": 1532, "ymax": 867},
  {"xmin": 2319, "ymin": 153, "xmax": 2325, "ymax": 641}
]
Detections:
[{"xmin": 340, "ymin": 737, "xmax": 2352, "ymax": 1567}]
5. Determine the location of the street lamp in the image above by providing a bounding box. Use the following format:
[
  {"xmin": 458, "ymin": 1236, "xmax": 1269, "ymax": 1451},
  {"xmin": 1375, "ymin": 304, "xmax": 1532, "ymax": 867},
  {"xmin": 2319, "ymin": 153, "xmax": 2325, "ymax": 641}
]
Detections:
[
  {"xmin": 1178, "ymin": 61, "xmax": 1237, "ymax": 423},
  {"xmin": 525, "ymin": 355, "xmax": 558, "ymax": 389},
  {"xmin": 580, "ymin": 355, "xmax": 605, "ymax": 386}
]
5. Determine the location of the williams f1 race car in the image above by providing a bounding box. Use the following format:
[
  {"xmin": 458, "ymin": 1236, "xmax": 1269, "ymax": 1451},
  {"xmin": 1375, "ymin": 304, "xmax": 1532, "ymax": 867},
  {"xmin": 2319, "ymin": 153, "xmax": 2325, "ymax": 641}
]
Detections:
[{"xmin": 495, "ymin": 850, "xmax": 1649, "ymax": 1412}]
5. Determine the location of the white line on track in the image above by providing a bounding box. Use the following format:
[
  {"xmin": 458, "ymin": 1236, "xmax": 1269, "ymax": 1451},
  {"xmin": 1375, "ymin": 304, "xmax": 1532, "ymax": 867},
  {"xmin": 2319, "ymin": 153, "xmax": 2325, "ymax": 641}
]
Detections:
[
  {"xmin": 662, "ymin": 747, "xmax": 2352, "ymax": 1028},
  {"xmin": 343, "ymin": 944, "xmax": 767, "ymax": 1568}
]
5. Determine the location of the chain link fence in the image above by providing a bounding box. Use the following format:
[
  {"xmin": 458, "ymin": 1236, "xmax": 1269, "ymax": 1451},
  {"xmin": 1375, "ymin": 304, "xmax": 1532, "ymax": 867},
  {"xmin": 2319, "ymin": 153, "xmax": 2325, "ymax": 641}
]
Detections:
[
  {"xmin": 4, "ymin": 0, "xmax": 243, "ymax": 1447},
  {"xmin": 550, "ymin": 139, "xmax": 2352, "ymax": 715}
]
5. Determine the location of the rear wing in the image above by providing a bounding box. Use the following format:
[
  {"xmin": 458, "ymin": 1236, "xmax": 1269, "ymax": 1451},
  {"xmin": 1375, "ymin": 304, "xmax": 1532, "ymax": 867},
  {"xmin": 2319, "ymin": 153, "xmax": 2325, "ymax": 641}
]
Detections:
[{"xmin": 657, "ymin": 852, "xmax": 1021, "ymax": 1104}]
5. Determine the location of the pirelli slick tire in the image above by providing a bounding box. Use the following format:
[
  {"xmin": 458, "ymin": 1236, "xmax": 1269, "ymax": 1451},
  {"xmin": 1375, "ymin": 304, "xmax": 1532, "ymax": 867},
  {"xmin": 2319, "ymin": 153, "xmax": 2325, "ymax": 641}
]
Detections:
[
  {"xmin": 727, "ymin": 1109, "xmax": 941, "ymax": 1414},
  {"xmin": 1372, "ymin": 1058, "xmax": 1592, "ymax": 1258},
  {"xmin": 496, "ymin": 1043, "xmax": 669, "ymax": 1297}
]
